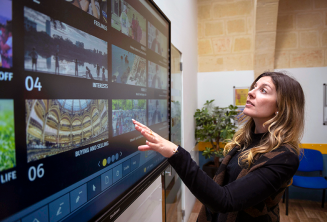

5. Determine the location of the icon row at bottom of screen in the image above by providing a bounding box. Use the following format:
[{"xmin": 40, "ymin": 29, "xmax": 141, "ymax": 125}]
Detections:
[{"xmin": 20, "ymin": 154, "xmax": 141, "ymax": 222}]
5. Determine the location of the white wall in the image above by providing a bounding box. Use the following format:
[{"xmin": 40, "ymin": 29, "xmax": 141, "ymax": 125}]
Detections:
[
  {"xmin": 275, "ymin": 67, "xmax": 327, "ymax": 144},
  {"xmin": 116, "ymin": 1, "xmax": 198, "ymax": 221},
  {"xmin": 197, "ymin": 71, "xmax": 255, "ymax": 108},
  {"xmin": 153, "ymin": 0, "xmax": 198, "ymax": 152},
  {"xmin": 153, "ymin": 1, "xmax": 199, "ymax": 221},
  {"xmin": 152, "ymin": 1, "xmax": 199, "ymax": 220}
]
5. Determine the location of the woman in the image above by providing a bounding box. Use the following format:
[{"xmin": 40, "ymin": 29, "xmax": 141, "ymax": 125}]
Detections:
[{"xmin": 133, "ymin": 72, "xmax": 304, "ymax": 222}]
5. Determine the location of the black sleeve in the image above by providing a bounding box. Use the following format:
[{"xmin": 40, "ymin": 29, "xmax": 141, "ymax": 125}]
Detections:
[{"xmin": 168, "ymin": 146, "xmax": 299, "ymax": 213}]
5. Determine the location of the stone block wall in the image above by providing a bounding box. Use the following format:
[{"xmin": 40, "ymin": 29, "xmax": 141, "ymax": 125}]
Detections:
[
  {"xmin": 253, "ymin": 0, "xmax": 279, "ymax": 77},
  {"xmin": 198, "ymin": 0, "xmax": 327, "ymax": 72},
  {"xmin": 198, "ymin": 0, "xmax": 255, "ymax": 72},
  {"xmin": 275, "ymin": 0, "xmax": 327, "ymax": 68}
]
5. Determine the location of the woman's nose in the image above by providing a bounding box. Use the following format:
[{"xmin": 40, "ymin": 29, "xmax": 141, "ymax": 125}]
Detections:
[{"xmin": 248, "ymin": 88, "xmax": 255, "ymax": 98}]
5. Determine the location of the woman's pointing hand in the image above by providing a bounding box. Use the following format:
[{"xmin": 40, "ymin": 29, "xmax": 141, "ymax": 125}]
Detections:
[{"xmin": 132, "ymin": 119, "xmax": 178, "ymax": 158}]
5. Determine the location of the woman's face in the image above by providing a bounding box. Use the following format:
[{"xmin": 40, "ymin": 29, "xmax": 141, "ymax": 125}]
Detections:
[{"xmin": 243, "ymin": 76, "xmax": 278, "ymax": 121}]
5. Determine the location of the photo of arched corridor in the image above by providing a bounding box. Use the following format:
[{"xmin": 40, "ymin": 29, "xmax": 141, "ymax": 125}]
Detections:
[{"xmin": 25, "ymin": 99, "xmax": 109, "ymax": 162}]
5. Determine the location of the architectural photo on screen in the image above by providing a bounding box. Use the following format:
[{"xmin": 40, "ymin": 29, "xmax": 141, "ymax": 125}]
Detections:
[
  {"xmin": 111, "ymin": 0, "xmax": 146, "ymax": 46},
  {"xmin": 112, "ymin": 45, "xmax": 146, "ymax": 86},
  {"xmin": 148, "ymin": 61, "xmax": 168, "ymax": 89},
  {"xmin": 0, "ymin": 0, "xmax": 12, "ymax": 69},
  {"xmin": 148, "ymin": 99, "xmax": 167, "ymax": 126},
  {"xmin": 112, "ymin": 99, "xmax": 146, "ymax": 137},
  {"xmin": 148, "ymin": 22, "xmax": 167, "ymax": 58},
  {"xmin": 67, "ymin": 0, "xmax": 108, "ymax": 24},
  {"xmin": 0, "ymin": 99, "xmax": 15, "ymax": 172},
  {"xmin": 25, "ymin": 99, "xmax": 109, "ymax": 162},
  {"xmin": 24, "ymin": 7, "xmax": 108, "ymax": 81}
]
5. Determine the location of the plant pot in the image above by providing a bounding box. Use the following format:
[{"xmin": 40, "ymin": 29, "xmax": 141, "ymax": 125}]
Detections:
[{"xmin": 202, "ymin": 161, "xmax": 219, "ymax": 179}]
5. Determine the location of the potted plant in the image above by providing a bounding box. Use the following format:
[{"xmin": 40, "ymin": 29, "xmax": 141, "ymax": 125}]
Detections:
[{"xmin": 194, "ymin": 100, "xmax": 238, "ymax": 178}]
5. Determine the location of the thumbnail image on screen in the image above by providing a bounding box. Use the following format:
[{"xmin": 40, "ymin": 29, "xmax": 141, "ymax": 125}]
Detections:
[
  {"xmin": 148, "ymin": 61, "xmax": 168, "ymax": 89},
  {"xmin": 24, "ymin": 7, "xmax": 108, "ymax": 81},
  {"xmin": 112, "ymin": 99, "xmax": 146, "ymax": 137},
  {"xmin": 112, "ymin": 45, "xmax": 146, "ymax": 86},
  {"xmin": 148, "ymin": 99, "xmax": 167, "ymax": 126},
  {"xmin": 148, "ymin": 22, "xmax": 167, "ymax": 58},
  {"xmin": 111, "ymin": 0, "xmax": 146, "ymax": 46},
  {"xmin": 0, "ymin": 0, "xmax": 12, "ymax": 69},
  {"xmin": 25, "ymin": 99, "xmax": 109, "ymax": 163},
  {"xmin": 67, "ymin": 0, "xmax": 108, "ymax": 24},
  {"xmin": 0, "ymin": 99, "xmax": 15, "ymax": 172}
]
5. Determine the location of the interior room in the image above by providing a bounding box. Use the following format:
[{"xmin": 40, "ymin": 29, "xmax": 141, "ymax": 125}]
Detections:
[{"xmin": 0, "ymin": 0, "xmax": 326, "ymax": 222}]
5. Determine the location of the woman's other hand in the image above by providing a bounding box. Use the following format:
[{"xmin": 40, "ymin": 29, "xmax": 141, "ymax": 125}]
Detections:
[{"xmin": 132, "ymin": 119, "xmax": 178, "ymax": 158}]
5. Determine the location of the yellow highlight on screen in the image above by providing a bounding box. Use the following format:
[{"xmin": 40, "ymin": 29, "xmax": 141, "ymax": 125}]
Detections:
[{"xmin": 102, "ymin": 159, "xmax": 107, "ymax": 166}]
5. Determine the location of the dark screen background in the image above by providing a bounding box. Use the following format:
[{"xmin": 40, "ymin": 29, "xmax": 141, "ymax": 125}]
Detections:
[{"xmin": 0, "ymin": 0, "xmax": 170, "ymax": 221}]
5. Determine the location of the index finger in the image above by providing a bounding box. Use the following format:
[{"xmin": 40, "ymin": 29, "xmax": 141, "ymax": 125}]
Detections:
[{"xmin": 132, "ymin": 119, "xmax": 149, "ymax": 129}]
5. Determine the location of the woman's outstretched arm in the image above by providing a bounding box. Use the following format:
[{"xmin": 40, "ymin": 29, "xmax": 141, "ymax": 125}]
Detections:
[{"xmin": 132, "ymin": 119, "xmax": 299, "ymax": 213}]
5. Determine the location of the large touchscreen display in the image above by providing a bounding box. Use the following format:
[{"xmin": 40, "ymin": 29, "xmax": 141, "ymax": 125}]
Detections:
[{"xmin": 0, "ymin": 0, "xmax": 170, "ymax": 221}]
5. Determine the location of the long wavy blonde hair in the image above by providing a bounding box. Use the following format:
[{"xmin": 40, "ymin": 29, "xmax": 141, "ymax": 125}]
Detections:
[{"xmin": 224, "ymin": 72, "xmax": 305, "ymax": 168}]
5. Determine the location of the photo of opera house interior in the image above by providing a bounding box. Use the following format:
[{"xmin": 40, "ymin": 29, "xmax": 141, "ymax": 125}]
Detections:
[
  {"xmin": 25, "ymin": 99, "xmax": 109, "ymax": 162},
  {"xmin": 1, "ymin": 0, "xmax": 327, "ymax": 222}
]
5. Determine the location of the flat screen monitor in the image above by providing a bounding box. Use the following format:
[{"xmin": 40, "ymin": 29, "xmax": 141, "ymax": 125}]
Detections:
[{"xmin": 0, "ymin": 0, "xmax": 171, "ymax": 221}]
